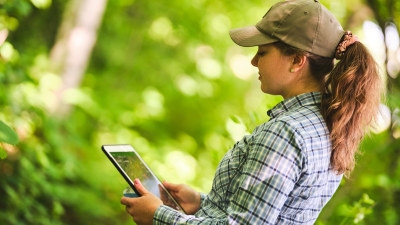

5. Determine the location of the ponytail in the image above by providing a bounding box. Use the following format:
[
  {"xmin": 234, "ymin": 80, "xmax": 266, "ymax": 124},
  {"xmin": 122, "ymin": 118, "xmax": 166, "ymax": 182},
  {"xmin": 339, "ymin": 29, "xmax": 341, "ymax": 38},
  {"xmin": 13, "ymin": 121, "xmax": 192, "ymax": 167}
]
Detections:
[
  {"xmin": 273, "ymin": 37, "xmax": 382, "ymax": 175},
  {"xmin": 322, "ymin": 40, "xmax": 382, "ymax": 175}
]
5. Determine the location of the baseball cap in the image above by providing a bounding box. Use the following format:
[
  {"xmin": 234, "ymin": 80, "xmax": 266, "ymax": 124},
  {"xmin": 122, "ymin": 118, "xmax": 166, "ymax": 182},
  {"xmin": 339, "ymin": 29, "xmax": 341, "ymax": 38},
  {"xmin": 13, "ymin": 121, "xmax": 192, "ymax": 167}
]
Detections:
[{"xmin": 229, "ymin": 0, "xmax": 345, "ymax": 58}]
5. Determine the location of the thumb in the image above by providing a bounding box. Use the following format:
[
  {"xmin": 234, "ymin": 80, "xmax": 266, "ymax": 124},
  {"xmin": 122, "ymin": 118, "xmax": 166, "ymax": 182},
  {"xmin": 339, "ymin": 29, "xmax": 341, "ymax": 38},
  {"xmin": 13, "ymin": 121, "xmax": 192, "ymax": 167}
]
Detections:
[
  {"xmin": 134, "ymin": 178, "xmax": 149, "ymax": 196},
  {"xmin": 163, "ymin": 180, "xmax": 180, "ymax": 192}
]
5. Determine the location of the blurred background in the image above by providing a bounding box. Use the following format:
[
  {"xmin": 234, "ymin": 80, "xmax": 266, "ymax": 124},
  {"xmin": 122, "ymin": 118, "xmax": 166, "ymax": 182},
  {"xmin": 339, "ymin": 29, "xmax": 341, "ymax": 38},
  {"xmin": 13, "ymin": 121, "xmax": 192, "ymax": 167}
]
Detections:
[{"xmin": 0, "ymin": 0, "xmax": 399, "ymax": 224}]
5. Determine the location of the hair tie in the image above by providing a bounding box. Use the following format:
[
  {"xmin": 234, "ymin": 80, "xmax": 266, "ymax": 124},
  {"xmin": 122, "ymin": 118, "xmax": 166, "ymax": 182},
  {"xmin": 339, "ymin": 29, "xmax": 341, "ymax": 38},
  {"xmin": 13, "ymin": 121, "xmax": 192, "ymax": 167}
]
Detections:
[{"xmin": 335, "ymin": 31, "xmax": 359, "ymax": 60}]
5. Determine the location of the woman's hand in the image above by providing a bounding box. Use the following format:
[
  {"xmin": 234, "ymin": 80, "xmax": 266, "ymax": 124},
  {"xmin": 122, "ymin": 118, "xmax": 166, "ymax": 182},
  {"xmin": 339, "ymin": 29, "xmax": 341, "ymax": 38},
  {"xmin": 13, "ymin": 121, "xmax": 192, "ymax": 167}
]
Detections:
[
  {"xmin": 163, "ymin": 181, "xmax": 201, "ymax": 215},
  {"xmin": 120, "ymin": 179, "xmax": 163, "ymax": 225}
]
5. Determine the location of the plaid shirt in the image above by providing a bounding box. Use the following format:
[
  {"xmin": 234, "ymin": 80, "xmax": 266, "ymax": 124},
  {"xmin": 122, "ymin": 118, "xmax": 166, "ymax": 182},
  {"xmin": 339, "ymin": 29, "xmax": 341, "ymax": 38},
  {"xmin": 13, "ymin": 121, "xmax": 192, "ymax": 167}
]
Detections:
[{"xmin": 154, "ymin": 92, "xmax": 342, "ymax": 224}]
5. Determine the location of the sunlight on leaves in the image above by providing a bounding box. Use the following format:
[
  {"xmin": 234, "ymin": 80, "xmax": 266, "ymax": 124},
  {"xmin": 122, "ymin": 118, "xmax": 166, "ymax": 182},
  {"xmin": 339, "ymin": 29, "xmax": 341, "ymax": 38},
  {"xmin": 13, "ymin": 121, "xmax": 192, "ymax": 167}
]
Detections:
[
  {"xmin": 385, "ymin": 23, "xmax": 399, "ymax": 51},
  {"xmin": 228, "ymin": 52, "xmax": 256, "ymax": 80},
  {"xmin": 165, "ymin": 151, "xmax": 197, "ymax": 181},
  {"xmin": 149, "ymin": 17, "xmax": 180, "ymax": 46},
  {"xmin": 197, "ymin": 57, "xmax": 222, "ymax": 79},
  {"xmin": 62, "ymin": 88, "xmax": 99, "ymax": 113},
  {"xmin": 140, "ymin": 87, "xmax": 165, "ymax": 118},
  {"xmin": 370, "ymin": 103, "xmax": 391, "ymax": 134},
  {"xmin": 385, "ymin": 23, "xmax": 400, "ymax": 78},
  {"xmin": 12, "ymin": 82, "xmax": 43, "ymax": 109},
  {"xmin": 203, "ymin": 13, "xmax": 231, "ymax": 38},
  {"xmin": 175, "ymin": 75, "xmax": 198, "ymax": 96},
  {"xmin": 0, "ymin": 42, "xmax": 19, "ymax": 62},
  {"xmin": 0, "ymin": 15, "xmax": 19, "ymax": 31},
  {"xmin": 31, "ymin": 0, "xmax": 52, "ymax": 9},
  {"xmin": 363, "ymin": 21, "xmax": 386, "ymax": 75}
]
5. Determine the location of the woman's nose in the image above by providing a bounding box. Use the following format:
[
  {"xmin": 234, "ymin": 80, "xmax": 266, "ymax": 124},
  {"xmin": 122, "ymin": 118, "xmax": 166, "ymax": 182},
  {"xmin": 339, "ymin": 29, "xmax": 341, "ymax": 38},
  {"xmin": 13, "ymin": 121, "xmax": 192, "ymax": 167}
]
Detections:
[{"xmin": 251, "ymin": 55, "xmax": 258, "ymax": 67}]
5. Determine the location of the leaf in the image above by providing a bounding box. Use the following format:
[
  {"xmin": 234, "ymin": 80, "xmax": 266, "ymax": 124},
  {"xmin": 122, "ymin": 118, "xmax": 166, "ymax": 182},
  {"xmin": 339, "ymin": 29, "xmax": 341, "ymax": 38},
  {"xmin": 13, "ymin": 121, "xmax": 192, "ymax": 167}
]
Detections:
[
  {"xmin": 0, "ymin": 121, "xmax": 19, "ymax": 145},
  {"xmin": 0, "ymin": 147, "xmax": 7, "ymax": 159},
  {"xmin": 229, "ymin": 115, "xmax": 241, "ymax": 124}
]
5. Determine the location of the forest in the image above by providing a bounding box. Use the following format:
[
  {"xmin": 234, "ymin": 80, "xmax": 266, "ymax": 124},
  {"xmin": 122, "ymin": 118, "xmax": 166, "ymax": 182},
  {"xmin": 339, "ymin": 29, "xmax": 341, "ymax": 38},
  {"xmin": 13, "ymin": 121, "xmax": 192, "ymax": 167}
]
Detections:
[{"xmin": 0, "ymin": 0, "xmax": 399, "ymax": 224}]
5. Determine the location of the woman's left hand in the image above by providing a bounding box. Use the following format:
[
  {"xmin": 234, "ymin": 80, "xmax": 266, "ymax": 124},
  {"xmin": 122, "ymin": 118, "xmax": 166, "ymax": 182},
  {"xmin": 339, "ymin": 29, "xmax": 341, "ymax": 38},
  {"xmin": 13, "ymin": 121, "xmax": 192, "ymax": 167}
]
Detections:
[{"xmin": 120, "ymin": 179, "xmax": 163, "ymax": 225}]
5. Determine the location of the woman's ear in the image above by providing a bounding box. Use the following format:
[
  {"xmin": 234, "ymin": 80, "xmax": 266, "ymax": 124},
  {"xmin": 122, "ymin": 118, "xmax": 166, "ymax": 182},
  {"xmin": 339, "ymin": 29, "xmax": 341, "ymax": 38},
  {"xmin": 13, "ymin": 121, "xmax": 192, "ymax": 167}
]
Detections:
[{"xmin": 290, "ymin": 54, "xmax": 307, "ymax": 73}]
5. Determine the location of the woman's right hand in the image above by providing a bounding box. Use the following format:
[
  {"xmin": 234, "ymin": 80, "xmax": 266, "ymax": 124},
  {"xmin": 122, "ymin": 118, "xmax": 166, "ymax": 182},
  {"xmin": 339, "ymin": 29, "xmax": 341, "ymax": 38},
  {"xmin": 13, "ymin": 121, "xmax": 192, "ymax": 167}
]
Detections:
[{"xmin": 163, "ymin": 181, "xmax": 201, "ymax": 215}]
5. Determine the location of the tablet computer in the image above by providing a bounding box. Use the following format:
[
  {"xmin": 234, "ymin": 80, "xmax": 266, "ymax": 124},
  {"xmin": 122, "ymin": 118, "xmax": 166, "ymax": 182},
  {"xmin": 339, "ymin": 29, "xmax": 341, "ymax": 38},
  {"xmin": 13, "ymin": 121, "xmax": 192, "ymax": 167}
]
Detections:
[{"xmin": 102, "ymin": 144, "xmax": 185, "ymax": 213}]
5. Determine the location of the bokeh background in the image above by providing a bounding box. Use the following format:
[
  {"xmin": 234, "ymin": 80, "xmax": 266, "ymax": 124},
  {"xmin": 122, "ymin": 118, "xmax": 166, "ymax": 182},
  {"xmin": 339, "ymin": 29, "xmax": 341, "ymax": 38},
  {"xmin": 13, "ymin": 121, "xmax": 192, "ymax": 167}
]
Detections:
[{"xmin": 0, "ymin": 0, "xmax": 399, "ymax": 224}]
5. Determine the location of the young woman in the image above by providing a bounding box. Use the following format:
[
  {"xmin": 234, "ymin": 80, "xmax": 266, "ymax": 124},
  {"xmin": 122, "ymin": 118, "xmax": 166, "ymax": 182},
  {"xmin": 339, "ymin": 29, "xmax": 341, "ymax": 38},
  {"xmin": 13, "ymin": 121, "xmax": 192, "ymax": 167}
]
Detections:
[{"xmin": 120, "ymin": 0, "xmax": 382, "ymax": 224}]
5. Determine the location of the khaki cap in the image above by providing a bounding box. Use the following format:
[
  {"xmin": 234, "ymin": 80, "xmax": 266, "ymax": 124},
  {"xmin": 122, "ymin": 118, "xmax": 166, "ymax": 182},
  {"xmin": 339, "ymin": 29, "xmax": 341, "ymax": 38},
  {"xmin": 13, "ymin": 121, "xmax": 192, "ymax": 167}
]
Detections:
[{"xmin": 229, "ymin": 0, "xmax": 345, "ymax": 58}]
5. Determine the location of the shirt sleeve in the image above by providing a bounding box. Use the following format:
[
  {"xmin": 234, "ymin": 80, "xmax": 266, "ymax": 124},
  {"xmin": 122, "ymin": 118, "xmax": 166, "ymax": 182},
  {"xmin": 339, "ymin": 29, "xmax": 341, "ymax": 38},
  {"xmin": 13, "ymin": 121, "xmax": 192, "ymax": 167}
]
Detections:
[
  {"xmin": 154, "ymin": 120, "xmax": 304, "ymax": 224},
  {"xmin": 154, "ymin": 205, "xmax": 227, "ymax": 225},
  {"xmin": 153, "ymin": 192, "xmax": 228, "ymax": 225}
]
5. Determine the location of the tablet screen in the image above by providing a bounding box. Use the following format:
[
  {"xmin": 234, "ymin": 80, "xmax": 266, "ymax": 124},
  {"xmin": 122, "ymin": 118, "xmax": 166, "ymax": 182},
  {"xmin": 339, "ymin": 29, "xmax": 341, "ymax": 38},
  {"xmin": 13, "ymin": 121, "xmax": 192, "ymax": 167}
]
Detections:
[
  {"xmin": 109, "ymin": 150, "xmax": 162, "ymax": 197},
  {"xmin": 102, "ymin": 144, "xmax": 185, "ymax": 213}
]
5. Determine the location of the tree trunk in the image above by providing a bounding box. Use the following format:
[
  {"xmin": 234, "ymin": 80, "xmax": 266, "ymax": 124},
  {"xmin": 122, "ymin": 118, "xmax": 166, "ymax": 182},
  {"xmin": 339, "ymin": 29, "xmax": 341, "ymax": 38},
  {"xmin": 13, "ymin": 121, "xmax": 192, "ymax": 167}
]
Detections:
[{"xmin": 49, "ymin": 0, "xmax": 107, "ymax": 116}]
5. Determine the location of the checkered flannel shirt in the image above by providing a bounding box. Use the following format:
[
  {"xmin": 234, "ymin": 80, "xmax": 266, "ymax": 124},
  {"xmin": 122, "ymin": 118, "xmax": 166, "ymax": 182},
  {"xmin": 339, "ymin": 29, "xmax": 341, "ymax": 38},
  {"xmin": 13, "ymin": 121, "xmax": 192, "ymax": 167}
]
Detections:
[{"xmin": 154, "ymin": 92, "xmax": 343, "ymax": 224}]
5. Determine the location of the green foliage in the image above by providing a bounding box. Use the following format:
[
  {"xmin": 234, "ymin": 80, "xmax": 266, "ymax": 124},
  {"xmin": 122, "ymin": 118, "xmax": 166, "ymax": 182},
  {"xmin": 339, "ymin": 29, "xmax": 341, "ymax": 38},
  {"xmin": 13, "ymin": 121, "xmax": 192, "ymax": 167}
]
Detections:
[
  {"xmin": 0, "ymin": 118, "xmax": 129, "ymax": 224},
  {"xmin": 0, "ymin": 121, "xmax": 19, "ymax": 145},
  {"xmin": 338, "ymin": 194, "xmax": 375, "ymax": 225},
  {"xmin": 0, "ymin": 0, "xmax": 399, "ymax": 225},
  {"xmin": 0, "ymin": 120, "xmax": 19, "ymax": 159}
]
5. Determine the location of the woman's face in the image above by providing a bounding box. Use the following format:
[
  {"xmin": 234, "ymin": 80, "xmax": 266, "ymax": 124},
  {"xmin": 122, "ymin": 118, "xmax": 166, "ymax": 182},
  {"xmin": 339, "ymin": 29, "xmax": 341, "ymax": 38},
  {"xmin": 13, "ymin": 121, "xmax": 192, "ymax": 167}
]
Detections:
[{"xmin": 251, "ymin": 44, "xmax": 294, "ymax": 97}]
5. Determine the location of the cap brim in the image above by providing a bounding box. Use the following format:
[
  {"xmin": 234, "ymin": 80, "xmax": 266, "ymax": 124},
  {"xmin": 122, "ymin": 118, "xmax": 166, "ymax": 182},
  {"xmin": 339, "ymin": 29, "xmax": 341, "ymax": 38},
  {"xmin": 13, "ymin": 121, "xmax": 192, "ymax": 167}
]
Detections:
[{"xmin": 229, "ymin": 26, "xmax": 278, "ymax": 47}]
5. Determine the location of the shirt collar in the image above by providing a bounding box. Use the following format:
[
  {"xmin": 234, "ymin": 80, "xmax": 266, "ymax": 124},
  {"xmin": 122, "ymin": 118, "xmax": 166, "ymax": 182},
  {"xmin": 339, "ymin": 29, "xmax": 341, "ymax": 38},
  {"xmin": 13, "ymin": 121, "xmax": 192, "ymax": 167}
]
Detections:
[{"xmin": 267, "ymin": 92, "xmax": 322, "ymax": 119}]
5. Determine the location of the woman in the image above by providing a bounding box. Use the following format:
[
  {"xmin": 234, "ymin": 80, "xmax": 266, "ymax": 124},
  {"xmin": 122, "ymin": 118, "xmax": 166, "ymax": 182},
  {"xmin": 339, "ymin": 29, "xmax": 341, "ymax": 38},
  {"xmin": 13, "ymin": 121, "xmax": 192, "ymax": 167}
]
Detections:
[{"xmin": 120, "ymin": 0, "xmax": 382, "ymax": 224}]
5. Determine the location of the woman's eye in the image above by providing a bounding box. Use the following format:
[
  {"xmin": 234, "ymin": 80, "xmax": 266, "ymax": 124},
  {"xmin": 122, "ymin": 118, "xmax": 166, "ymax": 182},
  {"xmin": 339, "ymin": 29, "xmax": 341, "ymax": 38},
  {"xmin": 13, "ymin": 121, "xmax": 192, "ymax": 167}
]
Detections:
[{"xmin": 257, "ymin": 51, "xmax": 265, "ymax": 56}]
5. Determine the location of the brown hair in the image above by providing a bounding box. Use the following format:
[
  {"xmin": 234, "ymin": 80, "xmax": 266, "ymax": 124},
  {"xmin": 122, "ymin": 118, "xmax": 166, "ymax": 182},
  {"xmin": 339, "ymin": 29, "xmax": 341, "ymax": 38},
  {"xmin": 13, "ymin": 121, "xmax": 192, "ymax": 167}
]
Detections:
[
  {"xmin": 322, "ymin": 42, "xmax": 381, "ymax": 175},
  {"xmin": 273, "ymin": 41, "xmax": 382, "ymax": 175}
]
